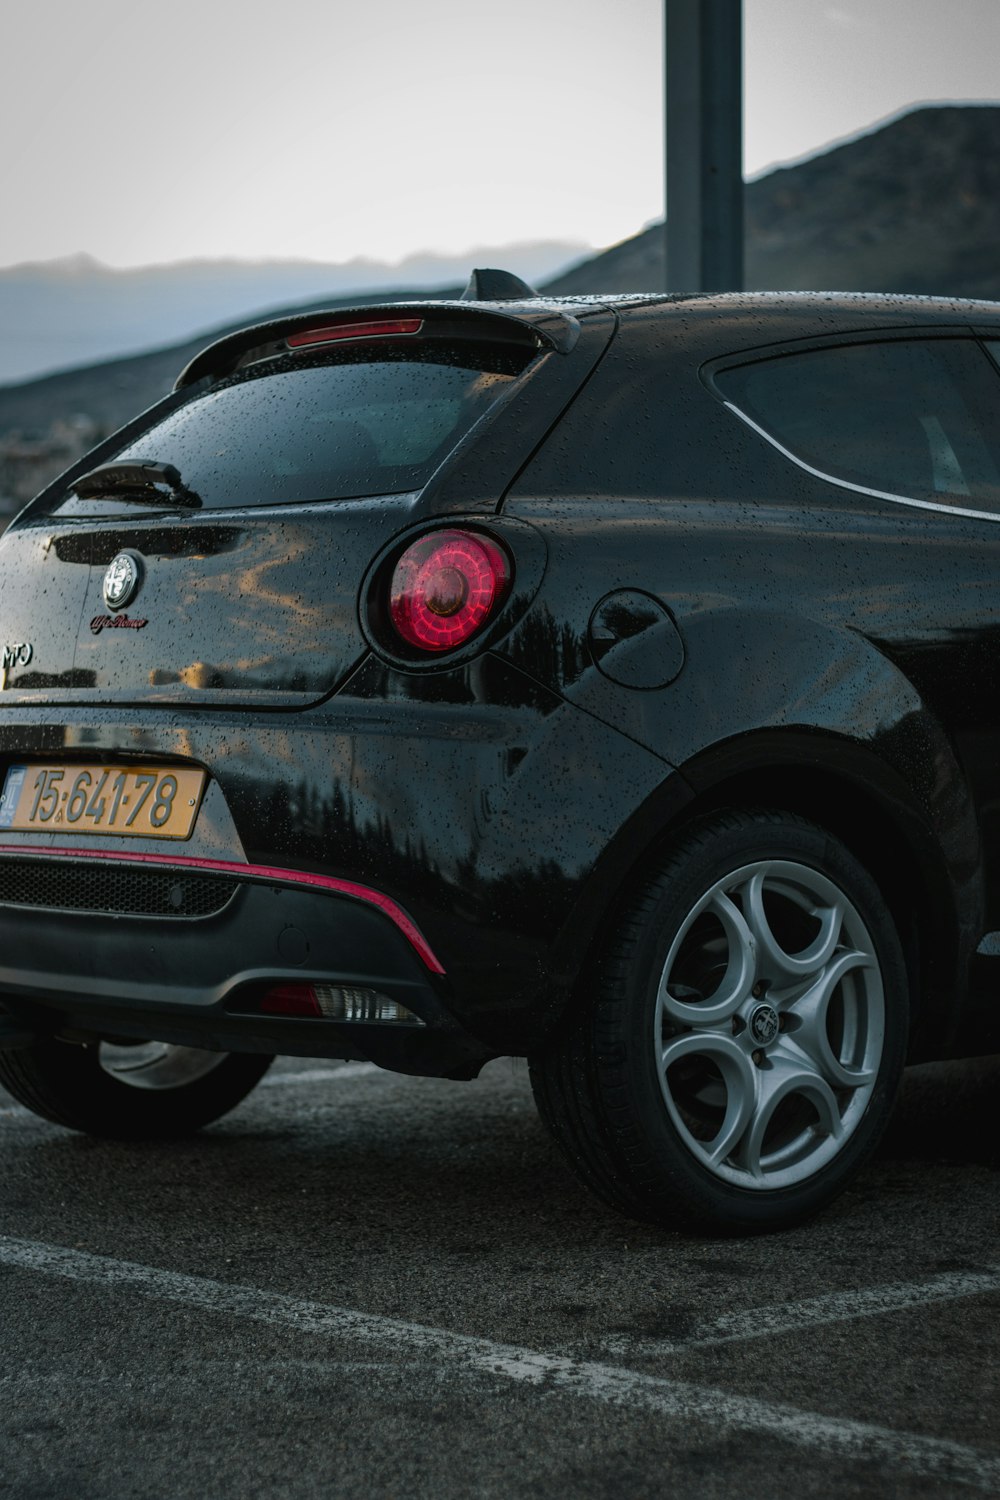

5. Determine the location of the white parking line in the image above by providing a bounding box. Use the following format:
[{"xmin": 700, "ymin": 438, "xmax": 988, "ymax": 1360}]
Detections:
[
  {"xmin": 260, "ymin": 1063, "xmax": 380, "ymax": 1087},
  {"xmin": 2, "ymin": 1235, "xmax": 999, "ymax": 1493},
  {"xmin": 595, "ymin": 1264, "xmax": 1000, "ymax": 1358}
]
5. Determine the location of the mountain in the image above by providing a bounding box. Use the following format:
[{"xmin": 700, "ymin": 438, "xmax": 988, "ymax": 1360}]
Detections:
[
  {"xmin": 545, "ymin": 104, "xmax": 1000, "ymax": 297},
  {"xmin": 0, "ymin": 241, "xmax": 586, "ymax": 387},
  {"xmin": 3, "ymin": 104, "xmax": 1000, "ymax": 518}
]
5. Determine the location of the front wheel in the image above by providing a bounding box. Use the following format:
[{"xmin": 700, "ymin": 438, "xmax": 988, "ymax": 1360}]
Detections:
[
  {"xmin": 530, "ymin": 810, "xmax": 909, "ymax": 1234},
  {"xmin": 0, "ymin": 1036, "xmax": 272, "ymax": 1138}
]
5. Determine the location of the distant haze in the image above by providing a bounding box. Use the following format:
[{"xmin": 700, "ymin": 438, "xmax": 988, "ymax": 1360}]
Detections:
[{"xmin": 0, "ymin": 242, "xmax": 585, "ymax": 386}]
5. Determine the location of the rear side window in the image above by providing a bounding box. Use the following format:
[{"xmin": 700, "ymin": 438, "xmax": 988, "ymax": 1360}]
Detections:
[
  {"xmin": 49, "ymin": 341, "xmax": 533, "ymax": 513},
  {"xmin": 716, "ymin": 338, "xmax": 1000, "ymax": 513}
]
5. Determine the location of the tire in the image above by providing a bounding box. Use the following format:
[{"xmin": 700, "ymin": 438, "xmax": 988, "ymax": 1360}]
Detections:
[
  {"xmin": 529, "ymin": 809, "xmax": 909, "ymax": 1234},
  {"xmin": 0, "ymin": 1037, "xmax": 273, "ymax": 1139}
]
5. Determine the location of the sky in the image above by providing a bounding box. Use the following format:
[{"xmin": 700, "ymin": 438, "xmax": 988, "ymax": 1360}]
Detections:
[{"xmin": 2, "ymin": 0, "xmax": 999, "ymax": 271}]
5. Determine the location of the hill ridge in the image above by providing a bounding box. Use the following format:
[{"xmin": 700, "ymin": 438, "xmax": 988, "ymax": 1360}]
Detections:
[{"xmin": 3, "ymin": 102, "xmax": 999, "ymax": 513}]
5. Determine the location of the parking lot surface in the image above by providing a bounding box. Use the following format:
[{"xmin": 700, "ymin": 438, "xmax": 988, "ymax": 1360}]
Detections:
[{"xmin": 1, "ymin": 1053, "xmax": 998, "ymax": 1499}]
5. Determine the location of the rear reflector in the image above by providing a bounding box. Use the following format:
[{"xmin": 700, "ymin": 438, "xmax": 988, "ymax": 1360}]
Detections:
[
  {"xmin": 286, "ymin": 318, "xmax": 423, "ymax": 349},
  {"xmin": 259, "ymin": 984, "xmax": 322, "ymax": 1018},
  {"xmin": 260, "ymin": 983, "xmax": 423, "ymax": 1025}
]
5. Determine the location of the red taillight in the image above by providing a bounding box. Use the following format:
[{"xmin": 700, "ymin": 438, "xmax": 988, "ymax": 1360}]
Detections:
[
  {"xmin": 389, "ymin": 529, "xmax": 511, "ymax": 653},
  {"xmin": 286, "ymin": 318, "xmax": 423, "ymax": 349},
  {"xmin": 260, "ymin": 983, "xmax": 322, "ymax": 1017}
]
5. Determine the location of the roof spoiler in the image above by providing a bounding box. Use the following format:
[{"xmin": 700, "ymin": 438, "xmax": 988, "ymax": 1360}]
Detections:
[{"xmin": 174, "ymin": 298, "xmax": 583, "ymax": 388}]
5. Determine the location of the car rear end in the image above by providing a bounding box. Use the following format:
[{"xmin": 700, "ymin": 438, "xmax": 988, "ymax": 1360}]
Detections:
[{"xmin": 0, "ymin": 292, "xmax": 654, "ymax": 1078}]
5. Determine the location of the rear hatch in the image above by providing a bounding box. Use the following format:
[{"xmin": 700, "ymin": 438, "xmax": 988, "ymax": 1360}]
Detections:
[{"xmin": 0, "ymin": 305, "xmax": 593, "ymax": 710}]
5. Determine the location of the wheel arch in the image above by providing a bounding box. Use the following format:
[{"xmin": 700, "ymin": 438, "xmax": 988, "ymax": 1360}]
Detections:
[{"xmin": 549, "ymin": 727, "xmax": 975, "ymax": 1063}]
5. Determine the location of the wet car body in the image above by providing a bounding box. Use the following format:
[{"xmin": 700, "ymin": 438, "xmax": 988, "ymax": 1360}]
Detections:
[{"xmin": 2, "ymin": 282, "xmax": 1000, "ymax": 1230}]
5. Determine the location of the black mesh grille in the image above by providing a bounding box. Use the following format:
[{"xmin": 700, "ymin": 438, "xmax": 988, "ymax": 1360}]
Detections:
[{"xmin": 0, "ymin": 859, "xmax": 238, "ymax": 918}]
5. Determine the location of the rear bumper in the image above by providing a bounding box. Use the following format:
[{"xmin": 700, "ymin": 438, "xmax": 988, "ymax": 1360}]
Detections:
[
  {"xmin": 0, "ymin": 674, "xmax": 680, "ymax": 1056},
  {"xmin": 0, "ymin": 848, "xmax": 494, "ymax": 1078}
]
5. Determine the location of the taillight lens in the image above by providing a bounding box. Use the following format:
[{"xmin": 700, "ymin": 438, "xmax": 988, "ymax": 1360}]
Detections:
[{"xmin": 389, "ymin": 529, "xmax": 511, "ymax": 652}]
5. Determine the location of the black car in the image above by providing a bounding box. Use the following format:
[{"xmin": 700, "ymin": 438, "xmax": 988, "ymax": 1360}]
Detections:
[{"xmin": 1, "ymin": 270, "xmax": 999, "ymax": 1234}]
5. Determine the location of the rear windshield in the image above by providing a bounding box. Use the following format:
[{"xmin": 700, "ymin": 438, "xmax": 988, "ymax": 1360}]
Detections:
[{"xmin": 48, "ymin": 340, "xmax": 532, "ymax": 513}]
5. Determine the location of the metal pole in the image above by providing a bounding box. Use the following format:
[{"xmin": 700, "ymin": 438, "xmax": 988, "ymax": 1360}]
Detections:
[{"xmin": 665, "ymin": 0, "xmax": 744, "ymax": 292}]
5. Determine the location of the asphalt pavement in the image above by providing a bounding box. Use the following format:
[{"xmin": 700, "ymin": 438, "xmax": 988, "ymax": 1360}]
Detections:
[{"xmin": 1, "ymin": 1052, "xmax": 998, "ymax": 1499}]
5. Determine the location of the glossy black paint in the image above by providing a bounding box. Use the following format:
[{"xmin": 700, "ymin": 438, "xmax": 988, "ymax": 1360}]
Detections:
[{"xmin": 3, "ymin": 291, "xmax": 1000, "ymax": 1068}]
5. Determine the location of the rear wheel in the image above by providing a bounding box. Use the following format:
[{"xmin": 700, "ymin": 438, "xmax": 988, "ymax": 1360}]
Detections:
[
  {"xmin": 529, "ymin": 810, "xmax": 908, "ymax": 1234},
  {"xmin": 0, "ymin": 1036, "xmax": 272, "ymax": 1138}
]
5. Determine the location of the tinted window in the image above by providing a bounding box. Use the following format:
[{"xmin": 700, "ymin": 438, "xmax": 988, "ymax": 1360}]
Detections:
[
  {"xmin": 717, "ymin": 339, "xmax": 1000, "ymax": 512},
  {"xmin": 49, "ymin": 341, "xmax": 531, "ymax": 514}
]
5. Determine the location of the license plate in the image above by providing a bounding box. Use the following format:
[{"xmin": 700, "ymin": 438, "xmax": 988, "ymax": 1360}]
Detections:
[{"xmin": 0, "ymin": 763, "xmax": 207, "ymax": 839}]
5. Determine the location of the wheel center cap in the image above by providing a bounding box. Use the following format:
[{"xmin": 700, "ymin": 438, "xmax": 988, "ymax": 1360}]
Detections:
[{"xmin": 749, "ymin": 1003, "xmax": 779, "ymax": 1046}]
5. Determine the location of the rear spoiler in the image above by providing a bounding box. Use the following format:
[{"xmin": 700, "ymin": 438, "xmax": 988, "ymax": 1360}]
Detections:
[{"xmin": 174, "ymin": 299, "xmax": 583, "ymax": 390}]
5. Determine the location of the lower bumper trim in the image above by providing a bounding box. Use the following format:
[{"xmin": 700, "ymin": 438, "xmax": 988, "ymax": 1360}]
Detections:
[{"xmin": 0, "ymin": 843, "xmax": 445, "ymax": 974}]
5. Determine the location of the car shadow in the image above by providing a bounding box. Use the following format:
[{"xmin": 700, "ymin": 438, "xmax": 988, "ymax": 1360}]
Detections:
[
  {"xmin": 4, "ymin": 1055, "xmax": 997, "ymax": 1266},
  {"xmin": 879, "ymin": 1054, "xmax": 1000, "ymax": 1166}
]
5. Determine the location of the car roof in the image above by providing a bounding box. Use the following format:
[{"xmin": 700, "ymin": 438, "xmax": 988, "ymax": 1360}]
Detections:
[
  {"xmin": 584, "ymin": 289, "xmax": 1000, "ymax": 362},
  {"xmin": 176, "ymin": 287, "xmax": 1000, "ymax": 390},
  {"xmin": 451, "ymin": 287, "xmax": 1000, "ymax": 323},
  {"xmin": 466, "ymin": 289, "xmax": 1000, "ymax": 368}
]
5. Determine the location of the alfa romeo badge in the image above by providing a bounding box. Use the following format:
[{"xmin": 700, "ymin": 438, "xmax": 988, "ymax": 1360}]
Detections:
[{"xmin": 103, "ymin": 552, "xmax": 142, "ymax": 611}]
